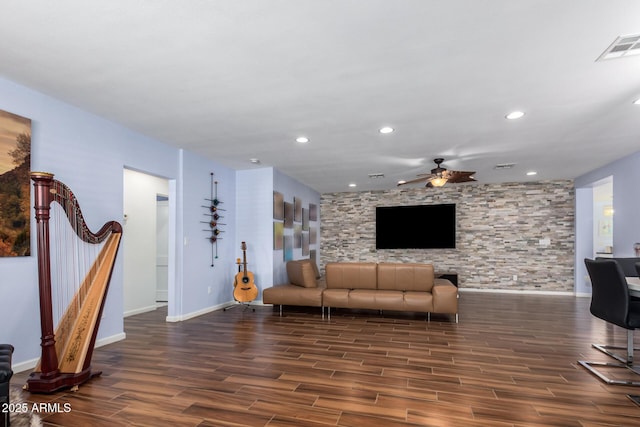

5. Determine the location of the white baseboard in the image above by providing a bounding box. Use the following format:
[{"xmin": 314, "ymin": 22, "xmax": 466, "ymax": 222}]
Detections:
[
  {"xmin": 12, "ymin": 357, "xmax": 40, "ymax": 373},
  {"xmin": 124, "ymin": 304, "xmax": 158, "ymax": 318},
  {"xmin": 165, "ymin": 300, "xmax": 266, "ymax": 322},
  {"xmin": 459, "ymin": 288, "xmax": 575, "ymax": 296},
  {"xmin": 166, "ymin": 304, "xmax": 220, "ymax": 322},
  {"xmin": 96, "ymin": 332, "xmax": 126, "ymax": 348},
  {"xmin": 574, "ymin": 292, "xmax": 592, "ymax": 298},
  {"xmin": 12, "ymin": 332, "xmax": 127, "ymax": 373}
]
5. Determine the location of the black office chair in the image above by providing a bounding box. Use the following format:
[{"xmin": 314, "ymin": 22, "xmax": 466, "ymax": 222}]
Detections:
[
  {"xmin": 580, "ymin": 258, "xmax": 640, "ymax": 386},
  {"xmin": 596, "ymin": 257, "xmax": 640, "ymax": 278}
]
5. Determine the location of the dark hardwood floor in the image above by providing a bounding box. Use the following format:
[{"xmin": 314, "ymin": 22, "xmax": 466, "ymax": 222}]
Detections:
[{"xmin": 11, "ymin": 292, "xmax": 640, "ymax": 426}]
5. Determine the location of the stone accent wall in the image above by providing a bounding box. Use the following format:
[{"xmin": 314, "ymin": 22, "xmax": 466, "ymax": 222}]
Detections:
[{"xmin": 320, "ymin": 180, "xmax": 575, "ymax": 292}]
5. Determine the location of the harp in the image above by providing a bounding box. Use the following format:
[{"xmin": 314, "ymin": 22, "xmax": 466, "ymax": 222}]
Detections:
[{"xmin": 26, "ymin": 172, "xmax": 122, "ymax": 393}]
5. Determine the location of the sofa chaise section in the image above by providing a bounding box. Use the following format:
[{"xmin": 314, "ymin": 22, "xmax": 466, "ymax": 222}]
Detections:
[{"xmin": 262, "ymin": 259, "xmax": 324, "ymax": 316}]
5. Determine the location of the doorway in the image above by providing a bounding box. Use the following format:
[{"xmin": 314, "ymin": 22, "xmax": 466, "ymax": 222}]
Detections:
[
  {"xmin": 574, "ymin": 175, "xmax": 613, "ymax": 295},
  {"xmin": 592, "ymin": 178, "xmax": 613, "ymax": 258},
  {"xmin": 123, "ymin": 169, "xmax": 171, "ymax": 317}
]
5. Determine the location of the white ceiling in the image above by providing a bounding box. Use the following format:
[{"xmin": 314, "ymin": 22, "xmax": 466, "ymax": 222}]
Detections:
[{"xmin": 1, "ymin": 0, "xmax": 639, "ymax": 193}]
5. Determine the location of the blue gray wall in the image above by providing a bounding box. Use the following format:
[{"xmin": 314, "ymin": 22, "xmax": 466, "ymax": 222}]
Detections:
[
  {"xmin": 0, "ymin": 76, "xmax": 239, "ymax": 367},
  {"xmin": 272, "ymin": 169, "xmax": 321, "ymax": 286},
  {"xmin": 574, "ymin": 151, "xmax": 640, "ymax": 294}
]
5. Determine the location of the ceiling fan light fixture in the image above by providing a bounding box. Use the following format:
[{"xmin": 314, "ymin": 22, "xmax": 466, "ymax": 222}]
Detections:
[
  {"xmin": 429, "ymin": 177, "xmax": 448, "ymax": 187},
  {"xmin": 505, "ymin": 111, "xmax": 525, "ymax": 120},
  {"xmin": 398, "ymin": 158, "xmax": 475, "ymax": 188}
]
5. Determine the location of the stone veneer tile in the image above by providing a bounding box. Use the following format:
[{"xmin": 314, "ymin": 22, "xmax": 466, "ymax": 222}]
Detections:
[{"xmin": 320, "ymin": 180, "xmax": 574, "ymax": 292}]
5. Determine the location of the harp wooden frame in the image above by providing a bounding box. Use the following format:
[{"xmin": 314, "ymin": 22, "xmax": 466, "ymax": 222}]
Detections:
[{"xmin": 27, "ymin": 172, "xmax": 122, "ymax": 393}]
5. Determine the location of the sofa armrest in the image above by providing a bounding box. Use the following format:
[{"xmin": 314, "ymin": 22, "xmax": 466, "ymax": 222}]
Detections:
[
  {"xmin": 432, "ymin": 279, "xmax": 458, "ymax": 314},
  {"xmin": 0, "ymin": 344, "xmax": 14, "ymax": 427}
]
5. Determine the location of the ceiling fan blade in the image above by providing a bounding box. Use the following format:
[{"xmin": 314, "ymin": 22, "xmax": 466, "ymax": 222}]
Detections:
[
  {"xmin": 397, "ymin": 174, "xmax": 434, "ymax": 186},
  {"xmin": 446, "ymin": 171, "xmax": 477, "ymax": 183}
]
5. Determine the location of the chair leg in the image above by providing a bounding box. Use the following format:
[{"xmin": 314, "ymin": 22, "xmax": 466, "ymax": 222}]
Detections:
[
  {"xmin": 579, "ymin": 329, "xmax": 640, "ymax": 386},
  {"xmin": 591, "ymin": 329, "xmax": 640, "ymax": 365},
  {"xmin": 628, "ymin": 330, "xmax": 634, "ymax": 365}
]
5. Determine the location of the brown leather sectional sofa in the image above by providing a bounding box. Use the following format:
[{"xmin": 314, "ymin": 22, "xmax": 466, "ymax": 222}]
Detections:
[{"xmin": 263, "ymin": 259, "xmax": 459, "ymax": 322}]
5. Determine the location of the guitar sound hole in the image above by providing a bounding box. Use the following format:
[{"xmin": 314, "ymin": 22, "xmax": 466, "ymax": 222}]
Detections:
[{"xmin": 242, "ymin": 277, "xmax": 250, "ymax": 284}]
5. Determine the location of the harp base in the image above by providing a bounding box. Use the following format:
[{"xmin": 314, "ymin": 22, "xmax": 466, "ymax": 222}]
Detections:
[{"xmin": 26, "ymin": 367, "xmax": 102, "ymax": 394}]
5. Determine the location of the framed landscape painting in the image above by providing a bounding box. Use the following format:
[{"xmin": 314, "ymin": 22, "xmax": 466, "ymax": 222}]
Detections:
[{"xmin": 0, "ymin": 109, "xmax": 31, "ymax": 257}]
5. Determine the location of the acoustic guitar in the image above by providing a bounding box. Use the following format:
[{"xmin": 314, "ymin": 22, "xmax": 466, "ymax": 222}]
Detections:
[{"xmin": 233, "ymin": 242, "xmax": 258, "ymax": 303}]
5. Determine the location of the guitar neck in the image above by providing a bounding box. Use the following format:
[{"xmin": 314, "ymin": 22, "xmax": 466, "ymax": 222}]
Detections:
[{"xmin": 243, "ymin": 250, "xmax": 248, "ymax": 276}]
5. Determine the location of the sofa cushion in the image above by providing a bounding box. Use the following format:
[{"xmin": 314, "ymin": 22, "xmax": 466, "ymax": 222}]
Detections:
[
  {"xmin": 301, "ymin": 258, "xmax": 321, "ymax": 279},
  {"xmin": 403, "ymin": 292, "xmax": 434, "ymax": 312},
  {"xmin": 377, "ymin": 263, "xmax": 434, "ymax": 292},
  {"xmin": 323, "ymin": 289, "xmax": 434, "ymax": 313},
  {"xmin": 349, "ymin": 289, "xmax": 403, "ymax": 310},
  {"xmin": 263, "ymin": 284, "xmax": 323, "ymax": 307},
  {"xmin": 325, "ymin": 262, "xmax": 377, "ymax": 290},
  {"xmin": 322, "ymin": 288, "xmax": 351, "ymax": 308},
  {"xmin": 287, "ymin": 260, "xmax": 317, "ymax": 288}
]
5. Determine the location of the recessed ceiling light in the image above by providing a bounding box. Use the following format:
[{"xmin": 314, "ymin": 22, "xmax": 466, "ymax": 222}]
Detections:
[
  {"xmin": 634, "ymin": 98, "xmax": 640, "ymax": 105},
  {"xmin": 250, "ymin": 158, "xmax": 260, "ymax": 164},
  {"xmin": 397, "ymin": 180, "xmax": 407, "ymax": 185},
  {"xmin": 296, "ymin": 136, "xmax": 309, "ymax": 143},
  {"xmin": 348, "ymin": 183, "xmax": 357, "ymax": 188},
  {"xmin": 526, "ymin": 171, "xmax": 537, "ymax": 176},
  {"xmin": 505, "ymin": 111, "xmax": 525, "ymax": 120},
  {"xmin": 379, "ymin": 126, "xmax": 394, "ymax": 134}
]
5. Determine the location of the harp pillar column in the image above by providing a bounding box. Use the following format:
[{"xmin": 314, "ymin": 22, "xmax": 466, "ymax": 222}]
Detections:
[{"xmin": 30, "ymin": 172, "xmax": 59, "ymax": 379}]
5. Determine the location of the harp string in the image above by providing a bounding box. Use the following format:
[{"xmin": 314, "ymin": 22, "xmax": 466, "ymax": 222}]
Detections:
[{"xmin": 49, "ymin": 201, "xmax": 105, "ymax": 332}]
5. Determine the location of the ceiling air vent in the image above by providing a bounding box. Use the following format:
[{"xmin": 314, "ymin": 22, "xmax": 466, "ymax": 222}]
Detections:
[
  {"xmin": 494, "ymin": 163, "xmax": 516, "ymax": 170},
  {"xmin": 597, "ymin": 34, "xmax": 640, "ymax": 61},
  {"xmin": 368, "ymin": 173, "xmax": 385, "ymax": 179}
]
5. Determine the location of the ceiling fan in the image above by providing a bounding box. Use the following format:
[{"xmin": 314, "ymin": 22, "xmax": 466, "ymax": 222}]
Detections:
[{"xmin": 397, "ymin": 158, "xmax": 476, "ymax": 188}]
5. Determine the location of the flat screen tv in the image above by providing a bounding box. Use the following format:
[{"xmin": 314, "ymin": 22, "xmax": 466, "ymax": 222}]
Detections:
[{"xmin": 376, "ymin": 204, "xmax": 456, "ymax": 249}]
